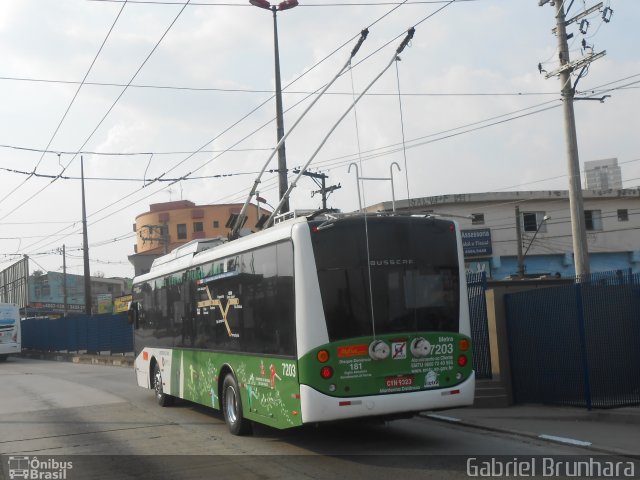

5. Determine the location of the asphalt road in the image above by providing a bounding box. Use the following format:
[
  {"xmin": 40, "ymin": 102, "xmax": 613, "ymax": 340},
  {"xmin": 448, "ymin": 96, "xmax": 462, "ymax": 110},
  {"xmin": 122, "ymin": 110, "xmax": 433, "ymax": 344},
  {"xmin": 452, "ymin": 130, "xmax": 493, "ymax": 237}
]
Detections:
[{"xmin": 0, "ymin": 357, "xmax": 625, "ymax": 480}]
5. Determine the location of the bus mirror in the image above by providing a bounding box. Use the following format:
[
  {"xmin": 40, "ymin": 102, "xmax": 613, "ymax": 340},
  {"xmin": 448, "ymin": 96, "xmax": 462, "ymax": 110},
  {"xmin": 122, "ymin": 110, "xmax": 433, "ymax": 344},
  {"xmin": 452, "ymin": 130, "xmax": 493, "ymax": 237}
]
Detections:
[{"xmin": 127, "ymin": 302, "xmax": 138, "ymax": 327}]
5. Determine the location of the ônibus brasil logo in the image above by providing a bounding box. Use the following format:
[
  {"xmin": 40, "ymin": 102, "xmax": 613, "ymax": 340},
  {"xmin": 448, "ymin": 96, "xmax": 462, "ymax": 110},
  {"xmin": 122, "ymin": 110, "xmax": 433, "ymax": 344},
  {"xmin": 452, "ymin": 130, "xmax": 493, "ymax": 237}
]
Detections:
[{"xmin": 7, "ymin": 456, "xmax": 73, "ymax": 480}]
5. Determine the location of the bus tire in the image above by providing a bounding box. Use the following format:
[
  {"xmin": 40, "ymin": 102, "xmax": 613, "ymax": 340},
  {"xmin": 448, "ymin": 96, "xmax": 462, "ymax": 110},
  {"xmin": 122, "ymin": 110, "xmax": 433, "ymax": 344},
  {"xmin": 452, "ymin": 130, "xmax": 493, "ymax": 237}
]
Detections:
[
  {"xmin": 0, "ymin": 355, "xmax": 7, "ymax": 362},
  {"xmin": 222, "ymin": 373, "xmax": 252, "ymax": 435},
  {"xmin": 153, "ymin": 362, "xmax": 173, "ymax": 407}
]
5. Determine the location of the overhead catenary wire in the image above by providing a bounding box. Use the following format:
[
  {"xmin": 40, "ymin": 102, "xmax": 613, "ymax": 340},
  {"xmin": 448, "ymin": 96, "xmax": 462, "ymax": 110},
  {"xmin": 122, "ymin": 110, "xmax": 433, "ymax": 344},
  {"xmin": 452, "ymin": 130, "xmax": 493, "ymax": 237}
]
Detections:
[
  {"xmin": 3, "ymin": 0, "xmax": 636, "ymax": 274},
  {"xmin": 0, "ymin": 0, "xmax": 128, "ymax": 209},
  {"xmin": 0, "ymin": 0, "xmax": 193, "ymax": 224},
  {"xmin": 14, "ymin": 0, "xmax": 439, "ymax": 255}
]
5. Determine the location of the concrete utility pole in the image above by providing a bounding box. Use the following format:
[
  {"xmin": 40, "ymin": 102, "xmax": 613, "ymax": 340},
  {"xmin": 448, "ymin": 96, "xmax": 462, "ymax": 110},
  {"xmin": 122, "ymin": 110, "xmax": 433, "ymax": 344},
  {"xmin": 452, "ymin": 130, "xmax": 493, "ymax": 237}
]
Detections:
[
  {"xmin": 539, "ymin": 0, "xmax": 599, "ymax": 277},
  {"xmin": 80, "ymin": 156, "xmax": 92, "ymax": 315},
  {"xmin": 62, "ymin": 244, "xmax": 68, "ymax": 317},
  {"xmin": 516, "ymin": 206, "xmax": 525, "ymax": 278},
  {"xmin": 139, "ymin": 224, "xmax": 169, "ymax": 254},
  {"xmin": 293, "ymin": 169, "xmax": 341, "ymax": 210}
]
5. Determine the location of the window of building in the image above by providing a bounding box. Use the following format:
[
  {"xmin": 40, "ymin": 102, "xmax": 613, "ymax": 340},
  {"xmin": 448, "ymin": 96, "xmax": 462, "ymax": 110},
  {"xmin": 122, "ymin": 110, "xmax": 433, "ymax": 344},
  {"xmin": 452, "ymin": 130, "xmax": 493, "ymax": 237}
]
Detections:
[
  {"xmin": 177, "ymin": 223, "xmax": 187, "ymax": 240},
  {"xmin": 584, "ymin": 210, "xmax": 602, "ymax": 231},
  {"xmin": 521, "ymin": 211, "xmax": 548, "ymax": 233},
  {"xmin": 618, "ymin": 209, "xmax": 629, "ymax": 222},
  {"xmin": 213, "ymin": 220, "xmax": 220, "ymax": 228},
  {"xmin": 193, "ymin": 222, "xmax": 203, "ymax": 233},
  {"xmin": 471, "ymin": 213, "xmax": 485, "ymax": 225}
]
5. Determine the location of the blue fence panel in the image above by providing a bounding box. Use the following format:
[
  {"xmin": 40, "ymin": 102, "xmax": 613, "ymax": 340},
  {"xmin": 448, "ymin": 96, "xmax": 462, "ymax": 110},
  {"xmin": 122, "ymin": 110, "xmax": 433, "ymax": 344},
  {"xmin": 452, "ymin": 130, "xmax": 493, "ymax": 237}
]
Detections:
[
  {"xmin": 581, "ymin": 278, "xmax": 640, "ymax": 408},
  {"xmin": 505, "ymin": 271, "xmax": 640, "ymax": 409},
  {"xmin": 21, "ymin": 314, "xmax": 132, "ymax": 354}
]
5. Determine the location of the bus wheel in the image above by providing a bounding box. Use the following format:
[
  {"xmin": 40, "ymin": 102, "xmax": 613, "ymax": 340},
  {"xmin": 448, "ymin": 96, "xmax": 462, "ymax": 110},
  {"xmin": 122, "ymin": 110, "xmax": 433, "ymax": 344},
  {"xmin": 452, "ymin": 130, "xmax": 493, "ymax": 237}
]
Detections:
[
  {"xmin": 222, "ymin": 374, "xmax": 252, "ymax": 435},
  {"xmin": 0, "ymin": 355, "xmax": 7, "ymax": 362},
  {"xmin": 153, "ymin": 363, "xmax": 173, "ymax": 407}
]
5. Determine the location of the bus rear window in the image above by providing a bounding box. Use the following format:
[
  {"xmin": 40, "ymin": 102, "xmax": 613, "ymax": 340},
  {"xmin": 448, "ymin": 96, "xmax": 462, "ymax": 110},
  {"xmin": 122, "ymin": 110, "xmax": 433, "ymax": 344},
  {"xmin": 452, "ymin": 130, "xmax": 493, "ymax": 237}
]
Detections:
[{"xmin": 309, "ymin": 217, "xmax": 460, "ymax": 341}]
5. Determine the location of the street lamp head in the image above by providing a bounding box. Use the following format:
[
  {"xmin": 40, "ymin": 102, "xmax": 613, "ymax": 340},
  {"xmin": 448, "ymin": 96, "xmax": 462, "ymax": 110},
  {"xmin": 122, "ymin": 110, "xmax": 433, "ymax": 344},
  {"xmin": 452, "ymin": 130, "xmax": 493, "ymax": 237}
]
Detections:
[
  {"xmin": 543, "ymin": 215, "xmax": 551, "ymax": 222},
  {"xmin": 250, "ymin": 0, "xmax": 271, "ymax": 9},
  {"xmin": 277, "ymin": 0, "xmax": 299, "ymax": 10}
]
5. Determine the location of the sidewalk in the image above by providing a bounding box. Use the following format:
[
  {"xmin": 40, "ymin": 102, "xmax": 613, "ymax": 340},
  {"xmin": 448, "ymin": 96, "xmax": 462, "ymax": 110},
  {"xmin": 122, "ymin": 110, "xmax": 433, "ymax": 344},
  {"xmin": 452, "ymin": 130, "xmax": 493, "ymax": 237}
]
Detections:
[
  {"xmin": 421, "ymin": 404, "xmax": 640, "ymax": 457},
  {"xmin": 20, "ymin": 350, "xmax": 134, "ymax": 367}
]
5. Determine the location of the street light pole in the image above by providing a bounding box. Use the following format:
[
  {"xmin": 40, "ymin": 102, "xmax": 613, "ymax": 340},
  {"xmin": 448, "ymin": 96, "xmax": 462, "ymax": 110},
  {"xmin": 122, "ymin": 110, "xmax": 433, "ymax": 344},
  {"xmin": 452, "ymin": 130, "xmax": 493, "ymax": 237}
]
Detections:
[{"xmin": 250, "ymin": 0, "xmax": 299, "ymax": 214}]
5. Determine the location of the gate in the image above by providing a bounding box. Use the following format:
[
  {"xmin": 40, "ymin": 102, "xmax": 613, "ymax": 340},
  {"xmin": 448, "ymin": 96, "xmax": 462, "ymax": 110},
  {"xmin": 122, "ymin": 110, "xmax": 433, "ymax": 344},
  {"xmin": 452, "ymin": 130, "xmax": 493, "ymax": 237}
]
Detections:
[
  {"xmin": 505, "ymin": 271, "xmax": 640, "ymax": 408},
  {"xmin": 467, "ymin": 272, "xmax": 491, "ymax": 379}
]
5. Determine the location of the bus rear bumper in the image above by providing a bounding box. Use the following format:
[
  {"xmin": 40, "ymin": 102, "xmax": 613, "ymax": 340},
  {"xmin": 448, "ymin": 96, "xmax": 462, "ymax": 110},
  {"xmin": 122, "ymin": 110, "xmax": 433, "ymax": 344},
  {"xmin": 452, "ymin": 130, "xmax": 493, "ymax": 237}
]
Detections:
[{"xmin": 300, "ymin": 371, "xmax": 475, "ymax": 424}]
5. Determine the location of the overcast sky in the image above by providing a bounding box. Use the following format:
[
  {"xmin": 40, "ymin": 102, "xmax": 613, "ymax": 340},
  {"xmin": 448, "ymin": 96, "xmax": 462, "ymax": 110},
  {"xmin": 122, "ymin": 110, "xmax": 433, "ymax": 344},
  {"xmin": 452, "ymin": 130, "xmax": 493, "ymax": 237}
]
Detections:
[{"xmin": 0, "ymin": 0, "xmax": 637, "ymax": 279}]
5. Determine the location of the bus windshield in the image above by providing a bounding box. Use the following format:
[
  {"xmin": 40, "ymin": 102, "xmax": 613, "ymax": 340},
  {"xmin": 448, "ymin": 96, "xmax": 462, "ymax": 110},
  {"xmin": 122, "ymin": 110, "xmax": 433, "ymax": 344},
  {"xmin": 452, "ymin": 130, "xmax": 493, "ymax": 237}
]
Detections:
[{"xmin": 309, "ymin": 216, "xmax": 460, "ymax": 341}]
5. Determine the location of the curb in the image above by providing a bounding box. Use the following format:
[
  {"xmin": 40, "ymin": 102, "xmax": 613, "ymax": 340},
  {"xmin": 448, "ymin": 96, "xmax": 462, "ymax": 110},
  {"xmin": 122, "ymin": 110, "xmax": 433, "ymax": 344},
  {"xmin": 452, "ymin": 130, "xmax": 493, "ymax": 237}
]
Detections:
[
  {"xmin": 419, "ymin": 412, "xmax": 638, "ymax": 458},
  {"xmin": 20, "ymin": 350, "xmax": 134, "ymax": 368}
]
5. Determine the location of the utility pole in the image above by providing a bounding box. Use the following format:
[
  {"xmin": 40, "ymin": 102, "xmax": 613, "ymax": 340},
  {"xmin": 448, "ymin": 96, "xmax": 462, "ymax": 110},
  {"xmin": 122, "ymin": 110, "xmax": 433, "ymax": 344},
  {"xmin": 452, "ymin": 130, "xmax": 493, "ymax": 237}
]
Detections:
[
  {"xmin": 292, "ymin": 169, "xmax": 341, "ymax": 209},
  {"xmin": 516, "ymin": 206, "xmax": 525, "ymax": 278},
  {"xmin": 139, "ymin": 224, "xmax": 169, "ymax": 254},
  {"xmin": 62, "ymin": 244, "xmax": 68, "ymax": 317},
  {"xmin": 80, "ymin": 156, "xmax": 92, "ymax": 315},
  {"xmin": 539, "ymin": 0, "xmax": 606, "ymax": 277}
]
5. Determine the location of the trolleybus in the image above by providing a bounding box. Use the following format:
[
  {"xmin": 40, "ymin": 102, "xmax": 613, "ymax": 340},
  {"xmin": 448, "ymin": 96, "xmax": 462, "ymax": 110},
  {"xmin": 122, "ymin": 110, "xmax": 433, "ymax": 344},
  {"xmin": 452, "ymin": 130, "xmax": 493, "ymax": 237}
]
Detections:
[{"xmin": 130, "ymin": 213, "xmax": 475, "ymax": 434}]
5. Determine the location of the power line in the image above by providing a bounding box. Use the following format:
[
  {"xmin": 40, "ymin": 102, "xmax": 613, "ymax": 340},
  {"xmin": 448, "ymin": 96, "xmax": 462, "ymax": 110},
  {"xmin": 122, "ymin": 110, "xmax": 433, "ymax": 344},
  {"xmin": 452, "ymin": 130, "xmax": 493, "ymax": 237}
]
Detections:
[
  {"xmin": 0, "ymin": 0, "xmax": 128, "ymax": 210},
  {"xmin": 0, "ymin": 75, "xmax": 558, "ymax": 97},
  {"xmin": 0, "ymin": 0, "xmax": 193, "ymax": 223}
]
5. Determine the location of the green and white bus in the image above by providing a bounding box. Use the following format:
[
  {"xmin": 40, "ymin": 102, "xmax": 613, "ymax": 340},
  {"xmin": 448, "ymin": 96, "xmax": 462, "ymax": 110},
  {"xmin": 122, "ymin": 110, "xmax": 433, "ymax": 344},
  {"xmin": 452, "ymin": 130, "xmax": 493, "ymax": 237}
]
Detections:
[{"xmin": 130, "ymin": 213, "xmax": 475, "ymax": 434}]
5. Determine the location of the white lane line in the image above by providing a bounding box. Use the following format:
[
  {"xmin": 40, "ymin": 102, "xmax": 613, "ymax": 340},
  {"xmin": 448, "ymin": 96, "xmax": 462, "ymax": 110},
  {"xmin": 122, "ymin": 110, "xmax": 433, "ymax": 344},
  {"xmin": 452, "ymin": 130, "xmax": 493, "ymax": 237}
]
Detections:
[
  {"xmin": 538, "ymin": 434, "xmax": 592, "ymax": 447},
  {"xmin": 427, "ymin": 413, "xmax": 462, "ymax": 422}
]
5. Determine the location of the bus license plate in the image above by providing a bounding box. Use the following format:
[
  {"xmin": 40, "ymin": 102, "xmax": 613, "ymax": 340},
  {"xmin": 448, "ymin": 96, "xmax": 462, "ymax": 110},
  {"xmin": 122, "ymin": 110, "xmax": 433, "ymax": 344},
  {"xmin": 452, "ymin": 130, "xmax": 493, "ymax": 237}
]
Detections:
[{"xmin": 385, "ymin": 376, "xmax": 414, "ymax": 388}]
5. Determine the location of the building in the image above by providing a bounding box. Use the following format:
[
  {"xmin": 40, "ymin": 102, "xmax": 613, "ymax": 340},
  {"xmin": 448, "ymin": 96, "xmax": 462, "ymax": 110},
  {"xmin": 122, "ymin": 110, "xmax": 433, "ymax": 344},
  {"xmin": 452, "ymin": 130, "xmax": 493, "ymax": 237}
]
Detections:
[
  {"xmin": 584, "ymin": 158, "xmax": 622, "ymax": 190},
  {"xmin": 28, "ymin": 271, "xmax": 130, "ymax": 317},
  {"xmin": 366, "ymin": 189, "xmax": 640, "ymax": 279},
  {"xmin": 129, "ymin": 200, "xmax": 270, "ymax": 276}
]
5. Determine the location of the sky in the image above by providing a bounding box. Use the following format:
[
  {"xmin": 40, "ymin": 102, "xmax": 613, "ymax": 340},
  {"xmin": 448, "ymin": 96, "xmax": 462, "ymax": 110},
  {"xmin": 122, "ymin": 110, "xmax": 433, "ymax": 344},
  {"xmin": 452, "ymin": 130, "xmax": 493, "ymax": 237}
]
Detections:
[{"xmin": 0, "ymin": 0, "xmax": 637, "ymax": 279}]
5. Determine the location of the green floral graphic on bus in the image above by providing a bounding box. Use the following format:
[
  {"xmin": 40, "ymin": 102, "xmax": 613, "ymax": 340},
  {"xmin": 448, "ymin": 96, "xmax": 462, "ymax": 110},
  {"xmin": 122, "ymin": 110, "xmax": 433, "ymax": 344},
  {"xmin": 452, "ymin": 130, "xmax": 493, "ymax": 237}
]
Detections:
[{"xmin": 170, "ymin": 349, "xmax": 302, "ymax": 429}]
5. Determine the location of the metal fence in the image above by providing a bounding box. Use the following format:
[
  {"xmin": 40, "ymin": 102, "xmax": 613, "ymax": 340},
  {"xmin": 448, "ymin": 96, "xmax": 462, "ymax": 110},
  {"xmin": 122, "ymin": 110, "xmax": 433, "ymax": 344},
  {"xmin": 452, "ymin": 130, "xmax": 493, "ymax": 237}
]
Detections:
[
  {"xmin": 22, "ymin": 314, "xmax": 133, "ymax": 354},
  {"xmin": 467, "ymin": 272, "xmax": 491, "ymax": 379},
  {"xmin": 505, "ymin": 270, "xmax": 640, "ymax": 408}
]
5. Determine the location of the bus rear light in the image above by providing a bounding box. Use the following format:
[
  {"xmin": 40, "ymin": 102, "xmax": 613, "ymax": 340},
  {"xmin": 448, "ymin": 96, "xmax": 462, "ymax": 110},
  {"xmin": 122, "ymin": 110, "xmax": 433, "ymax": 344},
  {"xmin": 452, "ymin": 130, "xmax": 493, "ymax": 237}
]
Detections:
[
  {"xmin": 457, "ymin": 354, "xmax": 468, "ymax": 367},
  {"xmin": 459, "ymin": 339, "xmax": 469, "ymax": 351},
  {"xmin": 441, "ymin": 389, "xmax": 461, "ymax": 396},
  {"xmin": 339, "ymin": 401, "xmax": 351, "ymax": 406},
  {"xmin": 317, "ymin": 349, "xmax": 330, "ymax": 363},
  {"xmin": 320, "ymin": 366, "xmax": 334, "ymax": 379}
]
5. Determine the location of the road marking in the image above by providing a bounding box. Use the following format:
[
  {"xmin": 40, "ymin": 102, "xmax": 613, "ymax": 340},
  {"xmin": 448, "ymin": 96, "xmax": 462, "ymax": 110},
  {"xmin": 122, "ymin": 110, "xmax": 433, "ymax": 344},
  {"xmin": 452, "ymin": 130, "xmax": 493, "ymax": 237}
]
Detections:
[
  {"xmin": 426, "ymin": 413, "xmax": 461, "ymax": 422},
  {"xmin": 538, "ymin": 434, "xmax": 592, "ymax": 447}
]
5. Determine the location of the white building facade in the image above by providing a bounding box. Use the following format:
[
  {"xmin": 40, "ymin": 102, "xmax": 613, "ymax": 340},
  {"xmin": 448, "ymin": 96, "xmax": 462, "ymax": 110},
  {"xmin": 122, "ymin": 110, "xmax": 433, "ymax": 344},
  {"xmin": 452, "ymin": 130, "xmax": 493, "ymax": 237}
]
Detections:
[{"xmin": 367, "ymin": 189, "xmax": 640, "ymax": 279}]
